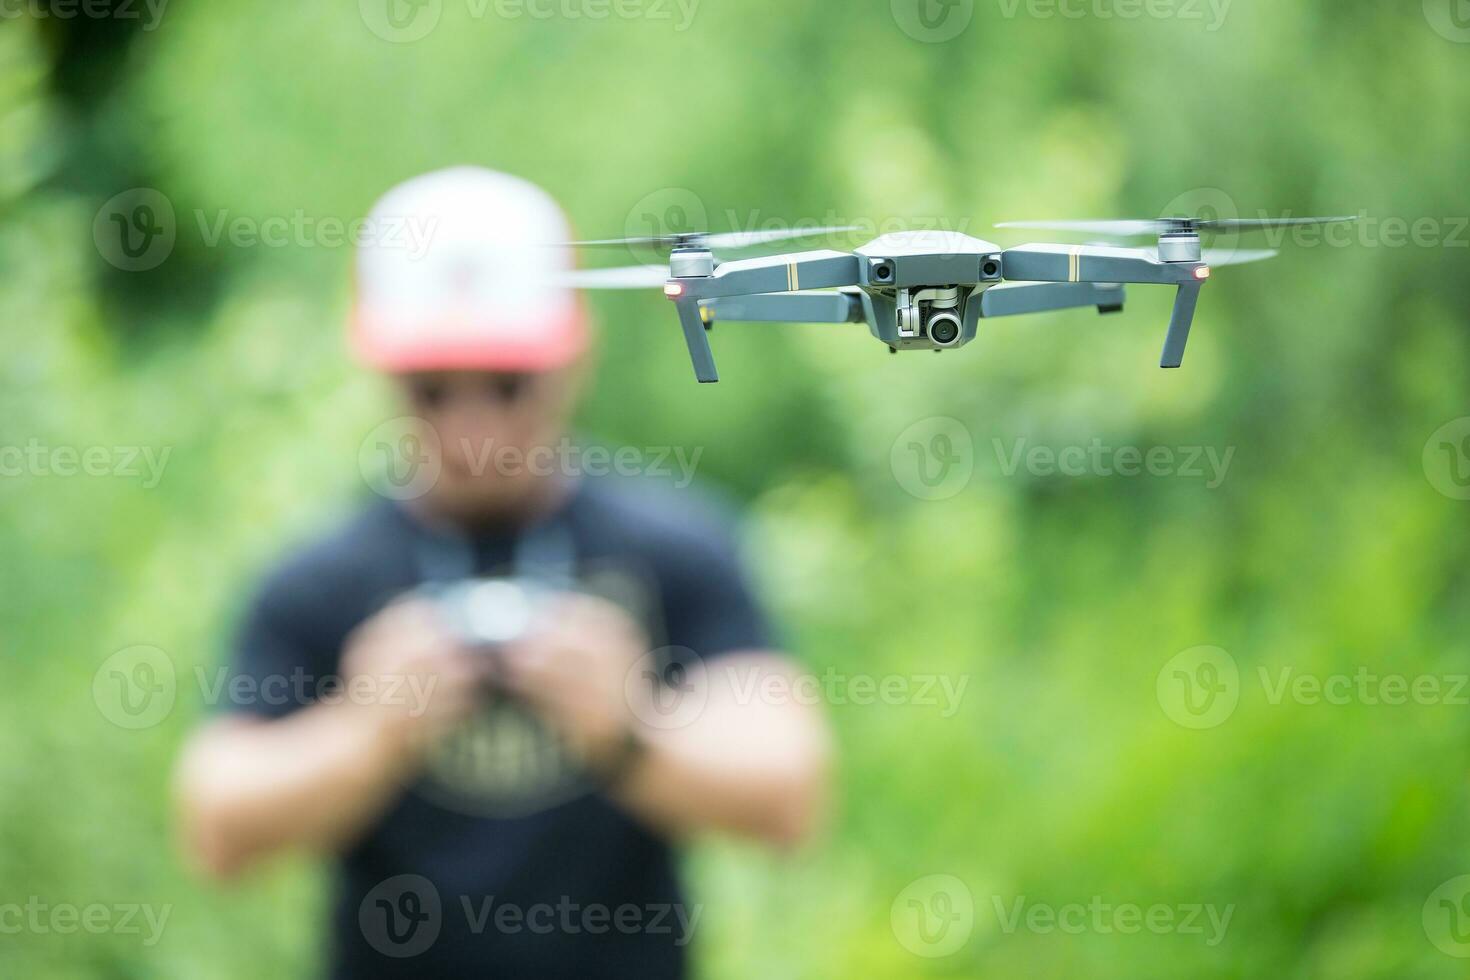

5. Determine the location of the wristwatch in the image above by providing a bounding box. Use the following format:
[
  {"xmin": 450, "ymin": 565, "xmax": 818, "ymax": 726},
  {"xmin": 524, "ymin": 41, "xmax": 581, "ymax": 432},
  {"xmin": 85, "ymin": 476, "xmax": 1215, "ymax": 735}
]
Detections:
[{"xmin": 591, "ymin": 723, "xmax": 649, "ymax": 789}]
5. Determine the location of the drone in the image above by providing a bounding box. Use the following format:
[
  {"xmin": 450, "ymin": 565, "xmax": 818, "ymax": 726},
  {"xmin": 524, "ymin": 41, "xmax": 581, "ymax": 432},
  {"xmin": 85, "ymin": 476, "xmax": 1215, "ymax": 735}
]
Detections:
[{"xmin": 556, "ymin": 214, "xmax": 1356, "ymax": 383}]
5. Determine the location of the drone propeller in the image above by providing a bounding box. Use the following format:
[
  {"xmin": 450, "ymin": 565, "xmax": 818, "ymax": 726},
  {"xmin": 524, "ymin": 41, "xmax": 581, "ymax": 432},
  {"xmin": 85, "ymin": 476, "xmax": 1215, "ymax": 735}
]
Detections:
[
  {"xmin": 562, "ymin": 225, "xmax": 860, "ymax": 252},
  {"xmin": 548, "ymin": 265, "xmax": 670, "ymax": 289},
  {"xmin": 1085, "ymin": 243, "xmax": 1280, "ymax": 267},
  {"xmin": 1200, "ymin": 247, "xmax": 1278, "ymax": 266},
  {"xmin": 998, "ymin": 215, "xmax": 1357, "ymax": 237}
]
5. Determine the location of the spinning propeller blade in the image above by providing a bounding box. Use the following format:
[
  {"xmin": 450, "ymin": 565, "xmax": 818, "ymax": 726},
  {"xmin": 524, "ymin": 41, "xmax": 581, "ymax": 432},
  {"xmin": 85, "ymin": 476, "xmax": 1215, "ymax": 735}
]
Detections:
[
  {"xmin": 1084, "ymin": 244, "xmax": 1280, "ymax": 266},
  {"xmin": 561, "ymin": 225, "xmax": 859, "ymax": 252},
  {"xmin": 997, "ymin": 215, "xmax": 1356, "ymax": 237},
  {"xmin": 1200, "ymin": 247, "xmax": 1278, "ymax": 266},
  {"xmin": 548, "ymin": 265, "xmax": 670, "ymax": 289}
]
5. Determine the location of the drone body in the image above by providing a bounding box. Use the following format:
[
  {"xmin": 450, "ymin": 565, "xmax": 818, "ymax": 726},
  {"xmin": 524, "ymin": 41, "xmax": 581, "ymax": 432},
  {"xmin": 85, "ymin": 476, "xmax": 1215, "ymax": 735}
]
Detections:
[
  {"xmin": 695, "ymin": 230, "xmax": 1128, "ymax": 361},
  {"xmin": 559, "ymin": 214, "xmax": 1353, "ymax": 383}
]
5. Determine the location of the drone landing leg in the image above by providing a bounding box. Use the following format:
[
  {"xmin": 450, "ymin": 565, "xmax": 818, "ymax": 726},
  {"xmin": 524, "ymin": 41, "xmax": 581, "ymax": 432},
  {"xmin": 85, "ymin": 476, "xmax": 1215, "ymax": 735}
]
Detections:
[
  {"xmin": 673, "ymin": 298, "xmax": 719, "ymax": 383},
  {"xmin": 1160, "ymin": 282, "xmax": 1203, "ymax": 369}
]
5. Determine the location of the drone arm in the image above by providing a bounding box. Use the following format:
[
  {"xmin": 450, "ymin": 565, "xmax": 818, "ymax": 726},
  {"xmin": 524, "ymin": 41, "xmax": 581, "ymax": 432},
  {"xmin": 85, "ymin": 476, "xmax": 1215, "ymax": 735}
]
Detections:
[
  {"xmin": 699, "ymin": 290, "xmax": 865, "ymax": 325},
  {"xmin": 999, "ymin": 244, "xmax": 1199, "ymax": 286},
  {"xmin": 979, "ymin": 281, "xmax": 1125, "ymax": 318},
  {"xmin": 679, "ymin": 251, "xmax": 863, "ymax": 301}
]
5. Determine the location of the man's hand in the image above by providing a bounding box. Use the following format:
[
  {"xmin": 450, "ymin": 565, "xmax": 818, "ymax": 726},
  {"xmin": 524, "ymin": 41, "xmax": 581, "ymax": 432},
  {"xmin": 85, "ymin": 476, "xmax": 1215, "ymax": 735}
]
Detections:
[
  {"xmin": 497, "ymin": 593, "xmax": 648, "ymax": 770},
  {"xmin": 339, "ymin": 598, "xmax": 489, "ymax": 764}
]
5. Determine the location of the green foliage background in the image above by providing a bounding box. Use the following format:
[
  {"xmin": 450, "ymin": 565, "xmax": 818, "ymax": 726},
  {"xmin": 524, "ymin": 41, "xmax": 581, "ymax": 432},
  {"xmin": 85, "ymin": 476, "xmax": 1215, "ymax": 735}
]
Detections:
[{"xmin": 2, "ymin": 2, "xmax": 1469, "ymax": 976}]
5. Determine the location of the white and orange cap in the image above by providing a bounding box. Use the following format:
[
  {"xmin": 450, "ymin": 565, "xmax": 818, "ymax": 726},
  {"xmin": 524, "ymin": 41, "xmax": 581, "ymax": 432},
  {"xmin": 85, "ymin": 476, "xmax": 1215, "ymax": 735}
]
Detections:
[{"xmin": 350, "ymin": 166, "xmax": 588, "ymax": 373}]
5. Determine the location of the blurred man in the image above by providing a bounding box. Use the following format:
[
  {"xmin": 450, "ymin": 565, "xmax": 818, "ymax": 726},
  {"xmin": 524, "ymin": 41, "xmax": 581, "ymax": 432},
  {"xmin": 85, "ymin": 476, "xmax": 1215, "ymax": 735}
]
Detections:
[{"xmin": 174, "ymin": 167, "xmax": 830, "ymax": 979}]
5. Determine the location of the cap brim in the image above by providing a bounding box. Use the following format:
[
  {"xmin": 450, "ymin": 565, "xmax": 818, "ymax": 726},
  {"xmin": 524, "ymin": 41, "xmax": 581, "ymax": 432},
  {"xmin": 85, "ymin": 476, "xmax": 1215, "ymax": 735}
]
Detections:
[{"xmin": 351, "ymin": 306, "xmax": 590, "ymax": 374}]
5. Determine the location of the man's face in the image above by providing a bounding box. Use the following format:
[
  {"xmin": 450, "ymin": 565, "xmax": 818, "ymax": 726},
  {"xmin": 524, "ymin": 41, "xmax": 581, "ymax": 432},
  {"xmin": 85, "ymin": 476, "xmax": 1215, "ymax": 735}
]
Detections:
[{"xmin": 396, "ymin": 364, "xmax": 583, "ymax": 524}]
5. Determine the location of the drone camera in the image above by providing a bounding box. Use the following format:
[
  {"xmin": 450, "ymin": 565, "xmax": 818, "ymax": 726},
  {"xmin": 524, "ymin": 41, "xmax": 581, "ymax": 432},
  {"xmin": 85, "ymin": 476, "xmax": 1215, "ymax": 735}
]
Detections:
[
  {"xmin": 980, "ymin": 255, "xmax": 1003, "ymax": 280},
  {"xmin": 868, "ymin": 258, "xmax": 895, "ymax": 283},
  {"xmin": 927, "ymin": 312, "xmax": 962, "ymax": 346},
  {"xmin": 896, "ymin": 286, "xmax": 966, "ymax": 348}
]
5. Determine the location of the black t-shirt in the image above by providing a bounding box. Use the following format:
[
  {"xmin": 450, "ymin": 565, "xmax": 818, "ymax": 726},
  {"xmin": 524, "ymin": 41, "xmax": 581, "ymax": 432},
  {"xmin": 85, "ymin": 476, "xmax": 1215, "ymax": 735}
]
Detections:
[{"xmin": 227, "ymin": 479, "xmax": 772, "ymax": 980}]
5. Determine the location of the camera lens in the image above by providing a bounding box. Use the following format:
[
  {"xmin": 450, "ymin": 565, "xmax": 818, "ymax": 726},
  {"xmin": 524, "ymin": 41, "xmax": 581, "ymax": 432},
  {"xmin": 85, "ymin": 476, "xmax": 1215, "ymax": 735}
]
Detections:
[{"xmin": 928, "ymin": 312, "xmax": 961, "ymax": 346}]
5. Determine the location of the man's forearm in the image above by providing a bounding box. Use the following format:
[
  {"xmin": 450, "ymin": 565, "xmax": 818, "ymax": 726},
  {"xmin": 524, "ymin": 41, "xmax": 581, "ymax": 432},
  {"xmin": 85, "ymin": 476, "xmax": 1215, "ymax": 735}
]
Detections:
[{"xmin": 175, "ymin": 706, "xmax": 412, "ymax": 878}]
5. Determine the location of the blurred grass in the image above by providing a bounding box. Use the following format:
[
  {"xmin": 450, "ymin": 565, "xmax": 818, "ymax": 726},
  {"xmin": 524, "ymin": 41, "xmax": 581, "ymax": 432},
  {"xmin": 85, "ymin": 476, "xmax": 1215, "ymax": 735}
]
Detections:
[{"xmin": 2, "ymin": 3, "xmax": 1470, "ymax": 977}]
